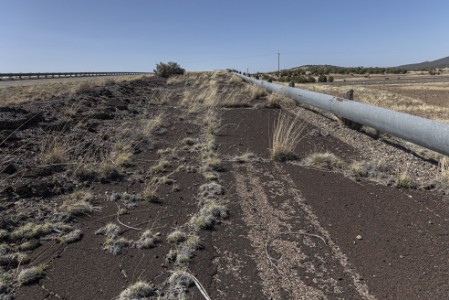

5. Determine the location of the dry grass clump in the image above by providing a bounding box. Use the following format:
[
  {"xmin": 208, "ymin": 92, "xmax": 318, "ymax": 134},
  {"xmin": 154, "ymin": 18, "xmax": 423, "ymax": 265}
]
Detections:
[
  {"xmin": 18, "ymin": 240, "xmax": 40, "ymax": 251},
  {"xmin": 103, "ymin": 237, "xmax": 132, "ymax": 255},
  {"xmin": 60, "ymin": 229, "xmax": 83, "ymax": 244},
  {"xmin": 190, "ymin": 200, "xmax": 229, "ymax": 230},
  {"xmin": 17, "ymin": 264, "xmax": 46, "ymax": 286},
  {"xmin": 185, "ymin": 235, "xmax": 201, "ymax": 250},
  {"xmin": 0, "ymin": 252, "xmax": 29, "ymax": 268},
  {"xmin": 167, "ymin": 229, "xmax": 186, "ymax": 244},
  {"xmin": 39, "ymin": 136, "xmax": 71, "ymax": 165},
  {"xmin": 265, "ymin": 93, "xmax": 297, "ymax": 109},
  {"xmin": 181, "ymin": 71, "xmax": 255, "ymax": 108},
  {"xmin": 203, "ymin": 171, "xmax": 218, "ymax": 182},
  {"xmin": 10, "ymin": 223, "xmax": 53, "ymax": 241},
  {"xmin": 233, "ymin": 152, "xmax": 260, "ymax": 163},
  {"xmin": 205, "ymin": 156, "xmax": 223, "ymax": 172},
  {"xmin": 204, "ymin": 109, "xmax": 220, "ymax": 134},
  {"xmin": 265, "ymin": 93, "xmax": 282, "ymax": 108},
  {"xmin": 350, "ymin": 160, "xmax": 391, "ymax": 179},
  {"xmin": 95, "ymin": 223, "xmax": 120, "ymax": 239},
  {"xmin": 110, "ymin": 143, "xmax": 134, "ymax": 167},
  {"xmin": 182, "ymin": 137, "xmax": 196, "ymax": 146},
  {"xmin": 167, "ymin": 75, "xmax": 185, "ymax": 85},
  {"xmin": 135, "ymin": 230, "xmax": 160, "ymax": 249},
  {"xmin": 230, "ymin": 75, "xmax": 242, "ymax": 84},
  {"xmin": 304, "ymin": 152, "xmax": 345, "ymax": 169},
  {"xmin": 141, "ymin": 113, "xmax": 164, "ymax": 138},
  {"xmin": 60, "ymin": 191, "xmax": 95, "ymax": 218},
  {"xmin": 437, "ymin": 157, "xmax": 449, "ymax": 185},
  {"xmin": 149, "ymin": 160, "xmax": 171, "ymax": 174},
  {"xmin": 118, "ymin": 281, "xmax": 156, "ymax": 300},
  {"xmin": 143, "ymin": 183, "xmax": 160, "ymax": 203},
  {"xmin": 396, "ymin": 168, "xmax": 415, "ymax": 189},
  {"xmin": 198, "ymin": 182, "xmax": 224, "ymax": 198},
  {"xmin": 0, "ymin": 230, "xmax": 9, "ymax": 242},
  {"xmin": 164, "ymin": 270, "xmax": 194, "ymax": 299},
  {"xmin": 271, "ymin": 113, "xmax": 307, "ymax": 161},
  {"xmin": 250, "ymin": 85, "xmax": 268, "ymax": 99}
]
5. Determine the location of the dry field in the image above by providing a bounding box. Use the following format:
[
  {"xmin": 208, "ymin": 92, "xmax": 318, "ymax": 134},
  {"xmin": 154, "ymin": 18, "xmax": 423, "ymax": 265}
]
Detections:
[
  {"xmin": 298, "ymin": 79, "xmax": 449, "ymax": 123},
  {"xmin": 1, "ymin": 72, "xmax": 449, "ymax": 299},
  {"xmin": 0, "ymin": 75, "xmax": 149, "ymax": 106}
]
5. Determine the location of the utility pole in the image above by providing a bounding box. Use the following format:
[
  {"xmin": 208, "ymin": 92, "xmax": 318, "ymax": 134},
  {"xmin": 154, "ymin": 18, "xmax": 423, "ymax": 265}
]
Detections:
[{"xmin": 277, "ymin": 52, "xmax": 280, "ymax": 73}]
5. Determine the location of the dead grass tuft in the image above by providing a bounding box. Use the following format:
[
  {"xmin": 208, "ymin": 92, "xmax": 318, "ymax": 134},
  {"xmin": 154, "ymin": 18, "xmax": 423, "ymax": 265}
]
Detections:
[
  {"xmin": 118, "ymin": 281, "xmax": 156, "ymax": 300},
  {"xmin": 60, "ymin": 191, "xmax": 95, "ymax": 218},
  {"xmin": 167, "ymin": 229, "xmax": 187, "ymax": 244},
  {"xmin": 271, "ymin": 112, "xmax": 306, "ymax": 161},
  {"xmin": 135, "ymin": 230, "xmax": 160, "ymax": 249},
  {"xmin": 10, "ymin": 223, "xmax": 53, "ymax": 241},
  {"xmin": 18, "ymin": 264, "xmax": 46, "ymax": 286},
  {"xmin": 437, "ymin": 157, "xmax": 449, "ymax": 184},
  {"xmin": 304, "ymin": 152, "xmax": 345, "ymax": 169},
  {"xmin": 60, "ymin": 229, "xmax": 83, "ymax": 244}
]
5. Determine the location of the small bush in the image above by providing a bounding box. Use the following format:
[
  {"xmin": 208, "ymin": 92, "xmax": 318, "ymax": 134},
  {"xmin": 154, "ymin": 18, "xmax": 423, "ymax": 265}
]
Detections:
[
  {"xmin": 305, "ymin": 152, "xmax": 344, "ymax": 169},
  {"xmin": 119, "ymin": 281, "xmax": 156, "ymax": 300},
  {"xmin": 271, "ymin": 113, "xmax": 306, "ymax": 161},
  {"xmin": 135, "ymin": 230, "xmax": 160, "ymax": 249},
  {"xmin": 318, "ymin": 75, "xmax": 327, "ymax": 82},
  {"xmin": 396, "ymin": 173, "xmax": 414, "ymax": 189},
  {"xmin": 167, "ymin": 229, "xmax": 186, "ymax": 244},
  {"xmin": 154, "ymin": 62, "xmax": 185, "ymax": 78},
  {"xmin": 18, "ymin": 264, "xmax": 46, "ymax": 285}
]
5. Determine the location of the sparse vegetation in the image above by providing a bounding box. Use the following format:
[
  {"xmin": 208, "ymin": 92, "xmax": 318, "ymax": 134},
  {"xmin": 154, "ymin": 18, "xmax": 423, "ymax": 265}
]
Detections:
[
  {"xmin": 271, "ymin": 112, "xmax": 307, "ymax": 161},
  {"xmin": 60, "ymin": 191, "xmax": 95, "ymax": 218},
  {"xmin": 119, "ymin": 281, "xmax": 156, "ymax": 300},
  {"xmin": 304, "ymin": 152, "xmax": 345, "ymax": 169},
  {"xmin": 167, "ymin": 229, "xmax": 186, "ymax": 244},
  {"xmin": 143, "ymin": 183, "xmax": 160, "ymax": 203},
  {"xmin": 10, "ymin": 223, "xmax": 53, "ymax": 241},
  {"xmin": 233, "ymin": 152, "xmax": 260, "ymax": 163},
  {"xmin": 154, "ymin": 61, "xmax": 185, "ymax": 78},
  {"xmin": 396, "ymin": 172, "xmax": 414, "ymax": 189},
  {"xmin": 149, "ymin": 160, "xmax": 171, "ymax": 174},
  {"xmin": 17, "ymin": 264, "xmax": 46, "ymax": 285},
  {"xmin": 135, "ymin": 230, "xmax": 160, "ymax": 249},
  {"xmin": 60, "ymin": 229, "xmax": 83, "ymax": 244}
]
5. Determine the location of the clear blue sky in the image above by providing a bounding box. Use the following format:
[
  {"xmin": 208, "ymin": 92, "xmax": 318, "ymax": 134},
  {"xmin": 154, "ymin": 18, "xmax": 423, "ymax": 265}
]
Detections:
[{"xmin": 1, "ymin": 0, "xmax": 448, "ymax": 72}]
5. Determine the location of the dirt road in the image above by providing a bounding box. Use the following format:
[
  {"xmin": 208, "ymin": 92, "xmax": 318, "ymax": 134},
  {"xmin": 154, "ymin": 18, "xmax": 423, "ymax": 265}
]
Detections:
[{"xmin": 1, "ymin": 72, "xmax": 448, "ymax": 299}]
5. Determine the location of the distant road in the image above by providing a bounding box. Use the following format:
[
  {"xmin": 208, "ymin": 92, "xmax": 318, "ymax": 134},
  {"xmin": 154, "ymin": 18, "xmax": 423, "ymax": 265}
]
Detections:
[{"xmin": 0, "ymin": 75, "xmax": 147, "ymax": 88}]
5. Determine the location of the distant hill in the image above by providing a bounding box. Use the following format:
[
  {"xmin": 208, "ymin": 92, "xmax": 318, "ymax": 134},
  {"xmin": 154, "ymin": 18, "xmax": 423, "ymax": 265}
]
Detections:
[{"xmin": 397, "ymin": 56, "xmax": 449, "ymax": 70}]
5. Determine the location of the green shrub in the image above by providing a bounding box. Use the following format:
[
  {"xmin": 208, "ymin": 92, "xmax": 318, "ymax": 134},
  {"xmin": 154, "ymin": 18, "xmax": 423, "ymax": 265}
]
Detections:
[
  {"xmin": 318, "ymin": 75, "xmax": 327, "ymax": 82},
  {"xmin": 154, "ymin": 61, "xmax": 185, "ymax": 78}
]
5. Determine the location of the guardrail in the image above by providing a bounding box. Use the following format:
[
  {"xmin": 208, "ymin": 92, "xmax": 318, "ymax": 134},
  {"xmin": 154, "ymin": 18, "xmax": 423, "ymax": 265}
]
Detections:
[
  {"xmin": 0, "ymin": 72, "xmax": 151, "ymax": 80},
  {"xmin": 234, "ymin": 72, "xmax": 449, "ymax": 157}
]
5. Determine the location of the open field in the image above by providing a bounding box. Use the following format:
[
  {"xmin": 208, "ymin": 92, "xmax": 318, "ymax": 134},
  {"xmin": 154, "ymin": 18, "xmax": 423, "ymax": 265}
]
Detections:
[
  {"xmin": 1, "ymin": 72, "xmax": 449, "ymax": 299},
  {"xmin": 0, "ymin": 75, "xmax": 149, "ymax": 89},
  {"xmin": 293, "ymin": 77, "xmax": 449, "ymax": 124},
  {"xmin": 0, "ymin": 75, "xmax": 149, "ymax": 106}
]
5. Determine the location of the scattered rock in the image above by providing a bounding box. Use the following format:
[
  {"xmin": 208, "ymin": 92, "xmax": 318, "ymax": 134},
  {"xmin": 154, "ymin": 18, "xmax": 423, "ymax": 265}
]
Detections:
[{"xmin": 2, "ymin": 164, "xmax": 17, "ymax": 175}]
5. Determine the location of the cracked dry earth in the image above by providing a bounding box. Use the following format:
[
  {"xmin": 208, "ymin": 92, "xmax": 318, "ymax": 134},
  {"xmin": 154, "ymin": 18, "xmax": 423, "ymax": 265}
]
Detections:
[{"xmin": 1, "ymin": 72, "xmax": 449, "ymax": 300}]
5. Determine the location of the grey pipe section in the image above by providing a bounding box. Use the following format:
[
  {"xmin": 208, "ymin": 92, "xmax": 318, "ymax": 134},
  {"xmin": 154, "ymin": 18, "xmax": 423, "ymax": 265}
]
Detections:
[{"xmin": 235, "ymin": 73, "xmax": 449, "ymax": 157}]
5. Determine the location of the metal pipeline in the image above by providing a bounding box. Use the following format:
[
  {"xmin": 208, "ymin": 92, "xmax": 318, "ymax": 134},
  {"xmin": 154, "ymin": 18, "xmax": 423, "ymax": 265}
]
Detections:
[{"xmin": 235, "ymin": 73, "xmax": 449, "ymax": 157}]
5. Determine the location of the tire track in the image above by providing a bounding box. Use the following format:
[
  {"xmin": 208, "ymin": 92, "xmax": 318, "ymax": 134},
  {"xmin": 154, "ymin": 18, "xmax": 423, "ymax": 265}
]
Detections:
[
  {"xmin": 233, "ymin": 162, "xmax": 376, "ymax": 299},
  {"xmin": 274, "ymin": 163, "xmax": 376, "ymax": 300}
]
